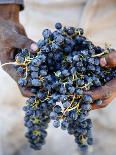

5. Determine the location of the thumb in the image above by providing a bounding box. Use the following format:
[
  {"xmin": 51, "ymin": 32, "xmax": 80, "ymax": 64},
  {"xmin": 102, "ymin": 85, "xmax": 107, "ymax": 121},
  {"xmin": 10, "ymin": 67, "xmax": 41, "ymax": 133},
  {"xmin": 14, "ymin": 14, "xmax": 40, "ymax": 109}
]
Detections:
[
  {"xmin": 11, "ymin": 33, "xmax": 38, "ymax": 52},
  {"xmin": 100, "ymin": 51, "xmax": 116, "ymax": 68}
]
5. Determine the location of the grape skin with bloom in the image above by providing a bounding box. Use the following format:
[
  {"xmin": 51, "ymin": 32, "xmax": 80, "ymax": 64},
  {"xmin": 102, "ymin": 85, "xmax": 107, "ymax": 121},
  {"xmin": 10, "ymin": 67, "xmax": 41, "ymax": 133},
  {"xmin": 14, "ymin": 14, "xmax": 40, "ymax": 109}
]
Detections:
[{"xmin": 15, "ymin": 22, "xmax": 116, "ymax": 153}]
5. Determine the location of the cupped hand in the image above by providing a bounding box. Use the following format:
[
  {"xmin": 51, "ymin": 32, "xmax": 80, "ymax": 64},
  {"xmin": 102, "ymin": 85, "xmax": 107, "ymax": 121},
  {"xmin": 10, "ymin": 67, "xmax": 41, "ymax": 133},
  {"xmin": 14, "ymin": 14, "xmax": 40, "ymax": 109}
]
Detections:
[
  {"xmin": 0, "ymin": 18, "xmax": 38, "ymax": 97},
  {"xmin": 85, "ymin": 79, "xmax": 116, "ymax": 110},
  {"xmin": 85, "ymin": 51, "xmax": 116, "ymax": 110}
]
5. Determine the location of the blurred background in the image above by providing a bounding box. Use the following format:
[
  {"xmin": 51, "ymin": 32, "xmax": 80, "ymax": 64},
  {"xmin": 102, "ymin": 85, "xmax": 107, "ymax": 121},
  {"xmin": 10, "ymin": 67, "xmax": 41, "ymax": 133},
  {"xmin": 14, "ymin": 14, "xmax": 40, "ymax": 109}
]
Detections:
[{"xmin": 0, "ymin": 0, "xmax": 116, "ymax": 155}]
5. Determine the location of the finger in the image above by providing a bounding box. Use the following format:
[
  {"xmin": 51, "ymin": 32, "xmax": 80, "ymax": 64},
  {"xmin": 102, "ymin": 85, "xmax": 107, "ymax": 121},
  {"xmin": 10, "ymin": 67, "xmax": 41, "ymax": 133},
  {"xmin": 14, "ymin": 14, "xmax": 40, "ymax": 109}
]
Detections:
[
  {"xmin": 30, "ymin": 43, "xmax": 39, "ymax": 52},
  {"xmin": 12, "ymin": 33, "xmax": 38, "ymax": 52},
  {"xmin": 16, "ymin": 23, "xmax": 27, "ymax": 36},
  {"xmin": 91, "ymin": 102, "xmax": 109, "ymax": 110},
  {"xmin": 20, "ymin": 87, "xmax": 35, "ymax": 97},
  {"xmin": 15, "ymin": 24, "xmax": 38, "ymax": 52},
  {"xmin": 1, "ymin": 58, "xmax": 35, "ymax": 97},
  {"xmin": 91, "ymin": 97, "xmax": 113, "ymax": 110},
  {"xmin": 100, "ymin": 51, "xmax": 116, "ymax": 68},
  {"xmin": 84, "ymin": 85, "xmax": 112, "ymax": 100}
]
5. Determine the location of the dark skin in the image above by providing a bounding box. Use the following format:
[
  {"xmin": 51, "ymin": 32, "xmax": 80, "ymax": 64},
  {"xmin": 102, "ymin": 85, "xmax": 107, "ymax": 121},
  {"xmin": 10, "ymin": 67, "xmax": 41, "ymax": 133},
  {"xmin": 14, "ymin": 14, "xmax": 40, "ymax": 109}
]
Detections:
[
  {"xmin": 0, "ymin": 4, "xmax": 115, "ymax": 109},
  {"xmin": 85, "ymin": 51, "xmax": 116, "ymax": 110},
  {"xmin": 0, "ymin": 4, "xmax": 38, "ymax": 97}
]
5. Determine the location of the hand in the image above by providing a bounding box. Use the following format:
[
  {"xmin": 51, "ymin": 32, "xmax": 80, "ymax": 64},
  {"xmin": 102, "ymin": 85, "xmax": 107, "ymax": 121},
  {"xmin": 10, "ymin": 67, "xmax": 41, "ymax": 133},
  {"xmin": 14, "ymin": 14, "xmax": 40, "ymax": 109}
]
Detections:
[
  {"xmin": 0, "ymin": 4, "xmax": 38, "ymax": 97},
  {"xmin": 100, "ymin": 50, "xmax": 116, "ymax": 68},
  {"xmin": 85, "ymin": 51, "xmax": 116, "ymax": 110}
]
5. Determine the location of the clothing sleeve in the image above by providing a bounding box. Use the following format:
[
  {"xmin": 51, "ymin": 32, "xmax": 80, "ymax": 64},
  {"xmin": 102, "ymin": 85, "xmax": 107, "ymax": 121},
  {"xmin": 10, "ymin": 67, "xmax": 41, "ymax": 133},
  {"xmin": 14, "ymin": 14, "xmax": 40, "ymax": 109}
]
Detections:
[{"xmin": 0, "ymin": 0, "xmax": 24, "ymax": 11}]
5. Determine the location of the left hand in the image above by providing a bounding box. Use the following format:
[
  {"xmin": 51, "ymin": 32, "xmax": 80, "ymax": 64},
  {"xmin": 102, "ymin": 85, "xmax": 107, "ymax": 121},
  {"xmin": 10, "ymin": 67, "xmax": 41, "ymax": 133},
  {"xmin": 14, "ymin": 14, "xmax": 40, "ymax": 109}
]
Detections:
[
  {"xmin": 85, "ymin": 79, "xmax": 116, "ymax": 110},
  {"xmin": 85, "ymin": 51, "xmax": 116, "ymax": 110}
]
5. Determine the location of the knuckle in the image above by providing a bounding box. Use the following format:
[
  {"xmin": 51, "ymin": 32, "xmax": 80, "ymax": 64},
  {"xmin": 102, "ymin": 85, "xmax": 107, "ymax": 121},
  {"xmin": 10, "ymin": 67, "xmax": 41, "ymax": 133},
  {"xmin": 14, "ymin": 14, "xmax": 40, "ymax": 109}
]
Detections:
[
  {"xmin": 108, "ymin": 53, "xmax": 114, "ymax": 60},
  {"xmin": 102, "ymin": 85, "xmax": 112, "ymax": 99},
  {"xmin": 102, "ymin": 104, "xmax": 107, "ymax": 108},
  {"xmin": 98, "ymin": 103, "xmax": 108, "ymax": 109},
  {"xmin": 102, "ymin": 103, "xmax": 109, "ymax": 108},
  {"xmin": 108, "ymin": 52, "xmax": 116, "ymax": 64}
]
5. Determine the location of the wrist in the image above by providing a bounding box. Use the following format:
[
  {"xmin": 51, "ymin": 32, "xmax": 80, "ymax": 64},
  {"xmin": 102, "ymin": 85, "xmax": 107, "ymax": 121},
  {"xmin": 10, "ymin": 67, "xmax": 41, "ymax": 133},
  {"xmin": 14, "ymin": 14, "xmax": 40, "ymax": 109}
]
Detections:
[{"xmin": 0, "ymin": 4, "xmax": 20, "ymax": 23}]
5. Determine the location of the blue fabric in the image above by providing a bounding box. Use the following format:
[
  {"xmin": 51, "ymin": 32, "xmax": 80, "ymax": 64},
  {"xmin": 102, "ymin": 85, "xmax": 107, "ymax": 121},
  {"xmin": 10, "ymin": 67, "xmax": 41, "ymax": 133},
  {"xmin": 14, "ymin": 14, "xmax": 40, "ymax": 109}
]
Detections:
[{"xmin": 0, "ymin": 0, "xmax": 24, "ymax": 10}]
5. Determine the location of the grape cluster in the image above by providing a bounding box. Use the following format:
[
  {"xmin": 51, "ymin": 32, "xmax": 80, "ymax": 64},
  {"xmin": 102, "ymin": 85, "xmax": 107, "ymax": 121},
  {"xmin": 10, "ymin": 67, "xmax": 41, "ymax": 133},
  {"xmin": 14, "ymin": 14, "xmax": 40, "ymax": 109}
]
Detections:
[{"xmin": 15, "ymin": 23, "xmax": 116, "ymax": 153}]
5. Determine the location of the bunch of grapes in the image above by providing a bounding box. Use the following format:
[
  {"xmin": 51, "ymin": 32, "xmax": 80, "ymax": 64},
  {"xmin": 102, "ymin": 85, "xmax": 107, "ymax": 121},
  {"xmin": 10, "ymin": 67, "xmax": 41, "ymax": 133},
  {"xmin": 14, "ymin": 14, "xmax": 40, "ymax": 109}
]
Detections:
[{"xmin": 15, "ymin": 23, "xmax": 116, "ymax": 153}]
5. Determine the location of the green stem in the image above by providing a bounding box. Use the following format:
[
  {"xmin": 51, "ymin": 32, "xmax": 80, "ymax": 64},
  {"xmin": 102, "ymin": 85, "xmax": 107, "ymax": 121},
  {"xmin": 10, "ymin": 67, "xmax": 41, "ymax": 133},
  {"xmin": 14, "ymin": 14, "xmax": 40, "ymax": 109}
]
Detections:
[{"xmin": 92, "ymin": 50, "xmax": 109, "ymax": 58}]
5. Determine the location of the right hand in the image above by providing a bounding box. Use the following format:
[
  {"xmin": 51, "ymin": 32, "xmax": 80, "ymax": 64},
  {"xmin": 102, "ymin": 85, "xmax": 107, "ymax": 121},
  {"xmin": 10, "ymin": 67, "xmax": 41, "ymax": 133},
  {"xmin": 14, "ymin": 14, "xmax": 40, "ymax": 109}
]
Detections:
[{"xmin": 0, "ymin": 4, "xmax": 38, "ymax": 97}]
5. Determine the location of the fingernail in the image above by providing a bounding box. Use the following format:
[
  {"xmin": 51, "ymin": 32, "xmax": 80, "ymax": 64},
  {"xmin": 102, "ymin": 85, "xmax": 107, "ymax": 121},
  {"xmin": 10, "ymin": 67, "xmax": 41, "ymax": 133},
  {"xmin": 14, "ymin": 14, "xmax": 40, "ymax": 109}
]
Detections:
[
  {"xmin": 100, "ymin": 57, "xmax": 107, "ymax": 67},
  {"xmin": 30, "ymin": 43, "xmax": 38, "ymax": 51}
]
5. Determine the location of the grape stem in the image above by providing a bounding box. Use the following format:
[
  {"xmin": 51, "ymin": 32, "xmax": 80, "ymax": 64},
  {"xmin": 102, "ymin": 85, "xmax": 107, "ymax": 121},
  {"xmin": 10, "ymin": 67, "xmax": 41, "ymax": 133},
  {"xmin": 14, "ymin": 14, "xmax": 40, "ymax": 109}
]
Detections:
[
  {"xmin": 78, "ymin": 82, "xmax": 91, "ymax": 89},
  {"xmin": 68, "ymin": 98, "xmax": 82, "ymax": 112},
  {"xmin": 24, "ymin": 66, "xmax": 28, "ymax": 79},
  {"xmin": 0, "ymin": 62, "xmax": 18, "ymax": 67},
  {"xmin": 92, "ymin": 50, "xmax": 109, "ymax": 58}
]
